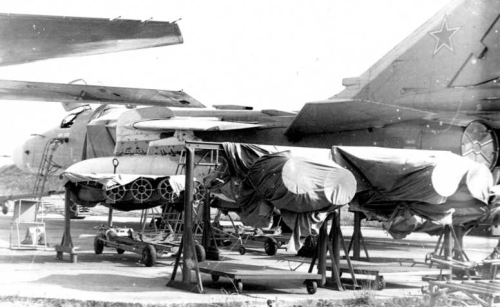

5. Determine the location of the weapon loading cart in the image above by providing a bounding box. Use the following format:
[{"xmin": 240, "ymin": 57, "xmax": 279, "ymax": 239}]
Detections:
[
  {"xmin": 92, "ymin": 202, "xmax": 207, "ymax": 267},
  {"xmin": 199, "ymin": 262, "xmax": 322, "ymax": 294},
  {"xmin": 211, "ymin": 208, "xmax": 290, "ymax": 256},
  {"xmin": 92, "ymin": 225, "xmax": 180, "ymax": 267}
]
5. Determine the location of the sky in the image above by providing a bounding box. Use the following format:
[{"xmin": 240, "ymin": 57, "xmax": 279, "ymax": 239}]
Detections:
[{"xmin": 0, "ymin": 0, "xmax": 449, "ymax": 157}]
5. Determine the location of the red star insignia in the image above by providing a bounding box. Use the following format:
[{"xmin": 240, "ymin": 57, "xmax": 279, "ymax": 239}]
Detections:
[{"xmin": 428, "ymin": 16, "xmax": 460, "ymax": 55}]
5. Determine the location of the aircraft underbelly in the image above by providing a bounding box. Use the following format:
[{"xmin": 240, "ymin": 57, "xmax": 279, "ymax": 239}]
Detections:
[{"xmin": 197, "ymin": 120, "xmax": 498, "ymax": 169}]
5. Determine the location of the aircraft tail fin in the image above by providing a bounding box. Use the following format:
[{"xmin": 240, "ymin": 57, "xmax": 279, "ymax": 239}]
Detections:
[{"xmin": 332, "ymin": 0, "xmax": 500, "ymax": 105}]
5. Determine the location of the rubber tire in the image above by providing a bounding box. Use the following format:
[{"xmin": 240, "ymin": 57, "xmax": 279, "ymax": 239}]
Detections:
[
  {"xmin": 69, "ymin": 202, "xmax": 79, "ymax": 219},
  {"xmin": 239, "ymin": 246, "xmax": 246, "ymax": 255},
  {"xmin": 195, "ymin": 244, "xmax": 206, "ymax": 262},
  {"xmin": 94, "ymin": 235, "xmax": 104, "ymax": 254},
  {"xmin": 264, "ymin": 238, "xmax": 278, "ymax": 256},
  {"xmin": 211, "ymin": 274, "xmax": 220, "ymax": 282},
  {"xmin": 142, "ymin": 245, "xmax": 157, "ymax": 267},
  {"xmin": 306, "ymin": 280, "xmax": 318, "ymax": 294},
  {"xmin": 235, "ymin": 279, "xmax": 243, "ymax": 293},
  {"xmin": 116, "ymin": 248, "xmax": 125, "ymax": 255},
  {"xmin": 374, "ymin": 276, "xmax": 386, "ymax": 291}
]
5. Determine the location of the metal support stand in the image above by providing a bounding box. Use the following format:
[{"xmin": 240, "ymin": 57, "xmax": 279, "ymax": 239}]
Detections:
[
  {"xmin": 202, "ymin": 197, "xmax": 220, "ymax": 260},
  {"xmin": 426, "ymin": 225, "xmax": 475, "ymax": 280},
  {"xmin": 107, "ymin": 208, "xmax": 114, "ymax": 227},
  {"xmin": 167, "ymin": 147, "xmax": 204, "ymax": 293},
  {"xmin": 347, "ymin": 212, "xmax": 370, "ymax": 261},
  {"xmin": 308, "ymin": 210, "xmax": 359, "ymax": 290},
  {"xmin": 55, "ymin": 185, "xmax": 77, "ymax": 263}
]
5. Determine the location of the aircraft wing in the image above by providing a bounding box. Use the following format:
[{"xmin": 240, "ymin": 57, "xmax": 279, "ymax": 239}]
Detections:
[
  {"xmin": 0, "ymin": 13, "xmax": 183, "ymax": 66},
  {"xmin": 0, "ymin": 79, "xmax": 204, "ymax": 108},
  {"xmin": 285, "ymin": 99, "xmax": 433, "ymax": 137},
  {"xmin": 132, "ymin": 118, "xmax": 263, "ymax": 131}
]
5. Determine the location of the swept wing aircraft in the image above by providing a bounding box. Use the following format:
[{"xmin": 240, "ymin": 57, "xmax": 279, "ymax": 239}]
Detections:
[
  {"xmin": 10, "ymin": 0, "xmax": 500, "ymax": 176},
  {"xmin": 0, "ymin": 12, "xmax": 190, "ymax": 214},
  {"xmin": 4, "ymin": 0, "xmax": 500, "ymax": 216}
]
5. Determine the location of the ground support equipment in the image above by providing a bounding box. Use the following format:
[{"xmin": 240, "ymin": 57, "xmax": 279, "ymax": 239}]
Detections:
[
  {"xmin": 55, "ymin": 186, "xmax": 78, "ymax": 262},
  {"xmin": 198, "ymin": 261, "xmax": 322, "ymax": 294},
  {"xmin": 92, "ymin": 225, "xmax": 180, "ymax": 267},
  {"xmin": 428, "ymin": 280, "xmax": 500, "ymax": 307}
]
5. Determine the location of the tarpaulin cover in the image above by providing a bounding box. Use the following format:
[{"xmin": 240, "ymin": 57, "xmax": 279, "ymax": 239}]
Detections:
[
  {"xmin": 62, "ymin": 171, "xmax": 185, "ymax": 211},
  {"xmin": 331, "ymin": 146, "xmax": 495, "ymax": 238},
  {"xmin": 207, "ymin": 142, "xmax": 357, "ymax": 251},
  {"xmin": 63, "ymin": 171, "xmax": 185, "ymax": 193}
]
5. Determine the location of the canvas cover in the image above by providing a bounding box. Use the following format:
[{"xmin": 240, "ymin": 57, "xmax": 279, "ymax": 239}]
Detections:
[
  {"xmin": 207, "ymin": 142, "xmax": 357, "ymax": 251},
  {"xmin": 331, "ymin": 146, "xmax": 496, "ymax": 238},
  {"xmin": 63, "ymin": 172, "xmax": 185, "ymax": 193},
  {"xmin": 62, "ymin": 171, "xmax": 185, "ymax": 211}
]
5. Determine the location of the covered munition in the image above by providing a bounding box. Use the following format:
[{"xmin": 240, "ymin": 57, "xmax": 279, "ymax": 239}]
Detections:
[
  {"xmin": 331, "ymin": 146, "xmax": 494, "ymax": 238},
  {"xmin": 207, "ymin": 143, "xmax": 357, "ymax": 250}
]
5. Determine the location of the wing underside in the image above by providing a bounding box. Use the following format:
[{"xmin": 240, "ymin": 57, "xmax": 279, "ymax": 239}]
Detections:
[
  {"xmin": 0, "ymin": 79, "xmax": 204, "ymax": 108},
  {"xmin": 132, "ymin": 118, "xmax": 263, "ymax": 131},
  {"xmin": 0, "ymin": 13, "xmax": 183, "ymax": 66},
  {"xmin": 285, "ymin": 99, "xmax": 433, "ymax": 136}
]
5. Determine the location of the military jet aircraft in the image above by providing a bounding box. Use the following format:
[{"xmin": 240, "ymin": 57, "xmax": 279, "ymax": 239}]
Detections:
[
  {"xmin": 0, "ymin": 0, "xmax": 498, "ymax": 220},
  {"xmin": 8, "ymin": 0, "xmax": 500, "ymax": 181},
  {"xmin": 0, "ymin": 12, "xmax": 194, "ymax": 215}
]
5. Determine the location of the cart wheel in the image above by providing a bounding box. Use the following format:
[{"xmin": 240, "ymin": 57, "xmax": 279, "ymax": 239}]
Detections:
[
  {"xmin": 373, "ymin": 276, "xmax": 386, "ymax": 291},
  {"xmin": 195, "ymin": 244, "xmax": 206, "ymax": 262},
  {"xmin": 211, "ymin": 274, "xmax": 220, "ymax": 282},
  {"xmin": 142, "ymin": 245, "xmax": 157, "ymax": 267},
  {"xmin": 239, "ymin": 246, "xmax": 246, "ymax": 255},
  {"xmin": 116, "ymin": 248, "xmax": 125, "ymax": 255},
  {"xmin": 235, "ymin": 279, "xmax": 243, "ymax": 293},
  {"xmin": 306, "ymin": 280, "xmax": 318, "ymax": 294},
  {"xmin": 264, "ymin": 238, "xmax": 278, "ymax": 255},
  {"xmin": 69, "ymin": 202, "xmax": 79, "ymax": 219},
  {"xmin": 94, "ymin": 235, "xmax": 104, "ymax": 254}
]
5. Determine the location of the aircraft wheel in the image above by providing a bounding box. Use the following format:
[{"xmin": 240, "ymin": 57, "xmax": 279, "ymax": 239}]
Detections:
[
  {"xmin": 306, "ymin": 280, "xmax": 318, "ymax": 294},
  {"xmin": 373, "ymin": 276, "xmax": 386, "ymax": 291},
  {"xmin": 116, "ymin": 248, "xmax": 125, "ymax": 255},
  {"xmin": 239, "ymin": 246, "xmax": 246, "ymax": 255},
  {"xmin": 211, "ymin": 274, "xmax": 220, "ymax": 282},
  {"xmin": 142, "ymin": 245, "xmax": 157, "ymax": 267},
  {"xmin": 264, "ymin": 238, "xmax": 278, "ymax": 255},
  {"xmin": 94, "ymin": 235, "xmax": 104, "ymax": 254},
  {"xmin": 235, "ymin": 279, "xmax": 243, "ymax": 293},
  {"xmin": 195, "ymin": 244, "xmax": 206, "ymax": 262}
]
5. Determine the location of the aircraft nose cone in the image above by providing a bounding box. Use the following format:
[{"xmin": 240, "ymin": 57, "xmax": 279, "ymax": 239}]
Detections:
[{"xmin": 12, "ymin": 142, "xmax": 28, "ymax": 172}]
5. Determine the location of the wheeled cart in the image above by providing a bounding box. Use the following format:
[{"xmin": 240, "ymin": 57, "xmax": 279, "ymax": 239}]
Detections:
[
  {"xmin": 287, "ymin": 257, "xmax": 451, "ymax": 290},
  {"xmin": 333, "ymin": 260, "xmax": 451, "ymax": 290},
  {"xmin": 199, "ymin": 262, "xmax": 322, "ymax": 294},
  {"xmin": 93, "ymin": 226, "xmax": 193, "ymax": 267},
  {"xmin": 427, "ymin": 280, "xmax": 500, "ymax": 307}
]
